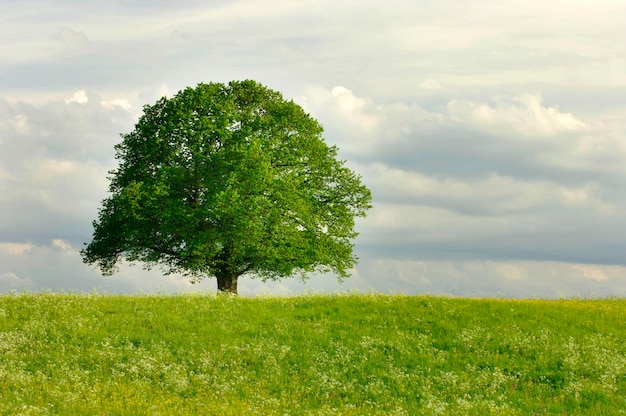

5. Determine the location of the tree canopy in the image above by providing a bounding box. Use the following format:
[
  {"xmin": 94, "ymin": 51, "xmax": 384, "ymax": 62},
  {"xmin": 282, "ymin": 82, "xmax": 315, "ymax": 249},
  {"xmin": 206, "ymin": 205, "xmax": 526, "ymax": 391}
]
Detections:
[{"xmin": 81, "ymin": 80, "xmax": 372, "ymax": 294}]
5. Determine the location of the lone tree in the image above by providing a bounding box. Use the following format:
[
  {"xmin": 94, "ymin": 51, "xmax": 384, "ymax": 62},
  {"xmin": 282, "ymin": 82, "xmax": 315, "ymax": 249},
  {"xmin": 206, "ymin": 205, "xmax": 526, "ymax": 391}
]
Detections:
[{"xmin": 82, "ymin": 80, "xmax": 372, "ymax": 294}]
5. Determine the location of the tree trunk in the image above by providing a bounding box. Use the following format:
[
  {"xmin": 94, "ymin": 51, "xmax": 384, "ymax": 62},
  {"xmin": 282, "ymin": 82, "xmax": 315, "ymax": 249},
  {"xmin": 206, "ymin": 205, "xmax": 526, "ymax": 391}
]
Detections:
[{"xmin": 216, "ymin": 271, "xmax": 239, "ymax": 295}]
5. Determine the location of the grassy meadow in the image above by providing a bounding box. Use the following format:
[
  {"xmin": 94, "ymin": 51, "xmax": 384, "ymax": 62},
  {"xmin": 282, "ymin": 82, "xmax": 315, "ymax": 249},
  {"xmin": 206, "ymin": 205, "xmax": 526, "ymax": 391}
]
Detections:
[{"xmin": 0, "ymin": 292, "xmax": 625, "ymax": 415}]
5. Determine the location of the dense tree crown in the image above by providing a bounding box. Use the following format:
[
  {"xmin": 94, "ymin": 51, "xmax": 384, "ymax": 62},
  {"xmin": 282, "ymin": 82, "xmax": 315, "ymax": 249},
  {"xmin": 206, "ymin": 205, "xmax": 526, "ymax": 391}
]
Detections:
[{"xmin": 82, "ymin": 80, "xmax": 372, "ymax": 293}]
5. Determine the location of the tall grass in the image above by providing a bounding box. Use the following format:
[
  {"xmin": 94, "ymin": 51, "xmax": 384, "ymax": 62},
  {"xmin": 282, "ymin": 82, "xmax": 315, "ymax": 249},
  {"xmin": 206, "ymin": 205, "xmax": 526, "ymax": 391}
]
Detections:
[{"xmin": 0, "ymin": 293, "xmax": 624, "ymax": 415}]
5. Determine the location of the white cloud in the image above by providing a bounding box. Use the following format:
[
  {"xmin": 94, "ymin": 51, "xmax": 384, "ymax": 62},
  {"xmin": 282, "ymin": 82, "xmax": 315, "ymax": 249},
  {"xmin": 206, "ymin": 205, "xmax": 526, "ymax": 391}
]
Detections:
[
  {"xmin": 0, "ymin": 243, "xmax": 33, "ymax": 255},
  {"xmin": 0, "ymin": 272, "xmax": 33, "ymax": 289},
  {"xmin": 158, "ymin": 84, "xmax": 172, "ymax": 98},
  {"xmin": 299, "ymin": 85, "xmax": 435, "ymax": 156},
  {"xmin": 302, "ymin": 86, "xmax": 380, "ymax": 132},
  {"xmin": 52, "ymin": 239, "xmax": 76, "ymax": 254},
  {"xmin": 32, "ymin": 158, "xmax": 81, "ymax": 176},
  {"xmin": 65, "ymin": 90, "xmax": 89, "ymax": 104},
  {"xmin": 418, "ymin": 79, "xmax": 444, "ymax": 90},
  {"xmin": 101, "ymin": 98, "xmax": 133, "ymax": 112},
  {"xmin": 446, "ymin": 94, "xmax": 588, "ymax": 137},
  {"xmin": 9, "ymin": 114, "xmax": 31, "ymax": 135}
]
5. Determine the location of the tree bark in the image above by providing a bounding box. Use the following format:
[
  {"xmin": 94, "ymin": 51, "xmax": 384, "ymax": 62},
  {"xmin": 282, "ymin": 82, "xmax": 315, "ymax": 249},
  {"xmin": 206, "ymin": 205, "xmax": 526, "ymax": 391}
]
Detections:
[{"xmin": 216, "ymin": 271, "xmax": 239, "ymax": 294}]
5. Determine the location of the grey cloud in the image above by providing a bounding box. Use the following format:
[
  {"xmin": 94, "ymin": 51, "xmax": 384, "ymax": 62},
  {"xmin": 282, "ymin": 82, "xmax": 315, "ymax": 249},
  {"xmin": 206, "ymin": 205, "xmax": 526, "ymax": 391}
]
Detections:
[
  {"xmin": 0, "ymin": 93, "xmax": 134, "ymax": 248},
  {"xmin": 0, "ymin": 240, "xmax": 218, "ymax": 293},
  {"xmin": 53, "ymin": 27, "xmax": 90, "ymax": 47},
  {"xmin": 242, "ymin": 258, "xmax": 626, "ymax": 298},
  {"xmin": 302, "ymin": 86, "xmax": 626, "ymax": 268},
  {"xmin": 2, "ymin": 0, "xmax": 626, "ymax": 296},
  {"xmin": 170, "ymin": 29, "xmax": 191, "ymax": 41},
  {"xmin": 3, "ymin": 1, "xmax": 625, "ymax": 103},
  {"xmin": 357, "ymin": 198, "xmax": 626, "ymax": 266},
  {"xmin": 0, "ymin": 272, "xmax": 33, "ymax": 290},
  {"xmin": 350, "ymin": 258, "xmax": 626, "ymax": 298},
  {"xmin": 309, "ymin": 88, "xmax": 624, "ymax": 185},
  {"xmin": 0, "ymin": 92, "xmax": 132, "ymax": 161}
]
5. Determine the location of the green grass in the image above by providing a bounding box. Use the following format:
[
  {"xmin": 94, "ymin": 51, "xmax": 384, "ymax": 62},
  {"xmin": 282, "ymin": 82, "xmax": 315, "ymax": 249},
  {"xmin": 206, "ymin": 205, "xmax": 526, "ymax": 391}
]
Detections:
[{"xmin": 0, "ymin": 293, "xmax": 625, "ymax": 415}]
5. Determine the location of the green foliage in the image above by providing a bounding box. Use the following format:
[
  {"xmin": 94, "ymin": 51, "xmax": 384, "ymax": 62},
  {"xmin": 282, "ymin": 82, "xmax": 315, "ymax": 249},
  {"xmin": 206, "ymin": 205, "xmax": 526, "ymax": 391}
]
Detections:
[
  {"xmin": 81, "ymin": 80, "xmax": 372, "ymax": 292},
  {"xmin": 1, "ymin": 293, "xmax": 625, "ymax": 415}
]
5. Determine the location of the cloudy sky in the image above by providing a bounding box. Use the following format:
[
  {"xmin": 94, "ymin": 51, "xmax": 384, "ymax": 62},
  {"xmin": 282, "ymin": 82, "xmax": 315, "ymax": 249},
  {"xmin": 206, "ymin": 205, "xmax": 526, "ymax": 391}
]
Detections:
[{"xmin": 2, "ymin": 0, "xmax": 626, "ymax": 297}]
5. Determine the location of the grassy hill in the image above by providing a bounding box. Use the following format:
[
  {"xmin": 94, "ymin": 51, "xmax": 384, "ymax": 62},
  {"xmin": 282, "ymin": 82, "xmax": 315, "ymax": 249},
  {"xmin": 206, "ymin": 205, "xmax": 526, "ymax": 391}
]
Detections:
[{"xmin": 0, "ymin": 293, "xmax": 624, "ymax": 415}]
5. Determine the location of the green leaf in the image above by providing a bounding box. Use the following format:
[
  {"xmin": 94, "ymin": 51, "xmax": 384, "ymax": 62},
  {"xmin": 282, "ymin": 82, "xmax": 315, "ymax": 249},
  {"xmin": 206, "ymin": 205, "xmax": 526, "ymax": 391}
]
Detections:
[{"xmin": 81, "ymin": 80, "xmax": 372, "ymax": 293}]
